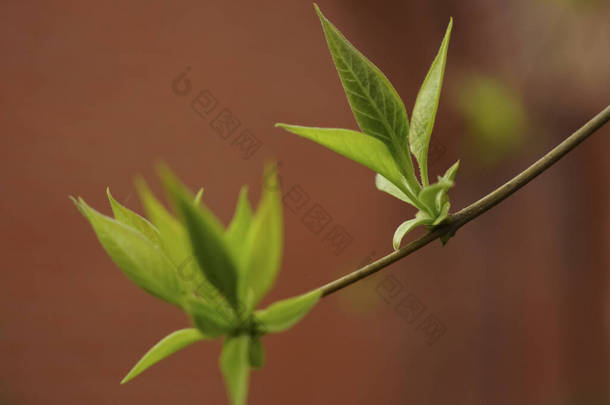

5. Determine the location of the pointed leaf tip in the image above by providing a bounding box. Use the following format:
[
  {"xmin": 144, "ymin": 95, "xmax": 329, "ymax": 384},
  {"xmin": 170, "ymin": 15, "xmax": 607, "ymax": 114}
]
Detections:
[
  {"xmin": 194, "ymin": 188, "xmax": 204, "ymax": 206},
  {"xmin": 107, "ymin": 187, "xmax": 162, "ymax": 246},
  {"xmin": 409, "ymin": 18, "xmax": 453, "ymax": 186},
  {"xmin": 70, "ymin": 195, "xmax": 82, "ymax": 209},
  {"xmin": 254, "ymin": 290, "xmax": 321, "ymax": 334},
  {"xmin": 313, "ymin": 2, "xmax": 421, "ymax": 193},
  {"xmin": 159, "ymin": 165, "xmax": 240, "ymax": 309},
  {"xmin": 241, "ymin": 164, "xmax": 283, "ymax": 310},
  {"xmin": 75, "ymin": 196, "xmax": 184, "ymax": 306},
  {"xmin": 277, "ymin": 124, "xmax": 408, "ymax": 199},
  {"xmin": 121, "ymin": 328, "xmax": 206, "ymax": 384},
  {"xmin": 226, "ymin": 185, "xmax": 253, "ymax": 270}
]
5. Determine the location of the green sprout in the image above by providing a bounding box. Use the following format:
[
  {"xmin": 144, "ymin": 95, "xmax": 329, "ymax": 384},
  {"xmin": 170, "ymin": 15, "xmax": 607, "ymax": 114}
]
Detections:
[
  {"xmin": 277, "ymin": 4, "xmax": 458, "ymax": 249},
  {"xmin": 72, "ymin": 163, "xmax": 320, "ymax": 405}
]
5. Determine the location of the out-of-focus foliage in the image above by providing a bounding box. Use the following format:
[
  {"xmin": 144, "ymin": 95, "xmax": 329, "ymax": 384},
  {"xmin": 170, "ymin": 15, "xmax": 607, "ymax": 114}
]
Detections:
[
  {"xmin": 73, "ymin": 164, "xmax": 321, "ymax": 405},
  {"xmin": 544, "ymin": 0, "xmax": 605, "ymax": 9},
  {"xmin": 457, "ymin": 75, "xmax": 527, "ymax": 166}
]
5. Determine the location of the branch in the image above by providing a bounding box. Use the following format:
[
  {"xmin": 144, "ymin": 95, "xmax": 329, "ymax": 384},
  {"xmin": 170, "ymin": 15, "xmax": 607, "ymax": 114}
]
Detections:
[{"xmin": 319, "ymin": 104, "xmax": 610, "ymax": 297}]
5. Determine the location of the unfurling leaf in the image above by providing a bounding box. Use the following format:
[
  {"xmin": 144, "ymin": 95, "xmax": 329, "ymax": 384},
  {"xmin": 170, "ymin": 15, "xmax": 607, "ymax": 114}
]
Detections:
[
  {"xmin": 418, "ymin": 179, "xmax": 453, "ymax": 215},
  {"xmin": 255, "ymin": 290, "xmax": 322, "ymax": 334},
  {"xmin": 393, "ymin": 213, "xmax": 431, "ymax": 250},
  {"xmin": 422, "ymin": 160, "xmax": 459, "ymax": 214},
  {"xmin": 72, "ymin": 197, "xmax": 184, "ymax": 307},
  {"xmin": 220, "ymin": 335, "xmax": 250, "ymax": 405},
  {"xmin": 434, "ymin": 160, "xmax": 460, "ymax": 216},
  {"xmin": 392, "ymin": 160, "xmax": 459, "ymax": 248},
  {"xmin": 409, "ymin": 19, "xmax": 453, "ymax": 186},
  {"xmin": 121, "ymin": 328, "xmax": 207, "ymax": 384}
]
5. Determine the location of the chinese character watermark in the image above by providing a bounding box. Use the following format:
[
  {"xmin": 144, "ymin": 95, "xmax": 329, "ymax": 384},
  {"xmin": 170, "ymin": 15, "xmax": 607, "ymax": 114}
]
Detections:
[
  {"xmin": 172, "ymin": 66, "xmax": 263, "ymax": 160},
  {"xmin": 375, "ymin": 272, "xmax": 447, "ymax": 345}
]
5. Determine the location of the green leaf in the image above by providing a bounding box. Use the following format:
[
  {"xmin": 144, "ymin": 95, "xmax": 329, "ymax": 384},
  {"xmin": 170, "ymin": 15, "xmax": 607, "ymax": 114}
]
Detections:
[
  {"xmin": 441, "ymin": 160, "xmax": 460, "ymax": 183},
  {"xmin": 72, "ymin": 197, "xmax": 184, "ymax": 306},
  {"xmin": 226, "ymin": 186, "xmax": 253, "ymax": 267},
  {"xmin": 374, "ymin": 174, "xmax": 416, "ymax": 206},
  {"xmin": 220, "ymin": 335, "xmax": 250, "ymax": 405},
  {"xmin": 242, "ymin": 163, "xmax": 283, "ymax": 310},
  {"xmin": 434, "ymin": 159, "xmax": 459, "ymax": 214},
  {"xmin": 135, "ymin": 178, "xmax": 214, "ymax": 301},
  {"xmin": 134, "ymin": 177, "xmax": 189, "ymax": 264},
  {"xmin": 419, "ymin": 159, "xmax": 459, "ymax": 216},
  {"xmin": 409, "ymin": 19, "xmax": 453, "ymax": 186},
  {"xmin": 393, "ymin": 213, "xmax": 432, "ymax": 250},
  {"xmin": 433, "ymin": 201, "xmax": 451, "ymax": 226},
  {"xmin": 418, "ymin": 180, "xmax": 452, "ymax": 215},
  {"xmin": 255, "ymin": 290, "xmax": 321, "ymax": 334},
  {"xmin": 248, "ymin": 336, "xmax": 265, "ymax": 369},
  {"xmin": 159, "ymin": 166, "xmax": 240, "ymax": 310},
  {"xmin": 185, "ymin": 297, "xmax": 235, "ymax": 338},
  {"xmin": 314, "ymin": 4, "xmax": 420, "ymax": 193},
  {"xmin": 276, "ymin": 124, "xmax": 414, "ymax": 200},
  {"xmin": 390, "ymin": 160, "xmax": 458, "ymax": 250},
  {"xmin": 107, "ymin": 188, "xmax": 162, "ymax": 247},
  {"xmin": 194, "ymin": 188, "xmax": 204, "ymax": 206},
  {"xmin": 121, "ymin": 328, "xmax": 207, "ymax": 384}
]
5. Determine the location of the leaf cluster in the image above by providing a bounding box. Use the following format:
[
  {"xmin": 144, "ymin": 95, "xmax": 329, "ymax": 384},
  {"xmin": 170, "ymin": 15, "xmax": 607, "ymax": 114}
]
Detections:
[
  {"xmin": 277, "ymin": 5, "xmax": 459, "ymax": 249},
  {"xmin": 72, "ymin": 164, "xmax": 320, "ymax": 405}
]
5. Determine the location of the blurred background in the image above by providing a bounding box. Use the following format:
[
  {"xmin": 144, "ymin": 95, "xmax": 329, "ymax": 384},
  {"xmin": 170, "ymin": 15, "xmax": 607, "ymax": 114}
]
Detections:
[{"xmin": 1, "ymin": 0, "xmax": 609, "ymax": 404}]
